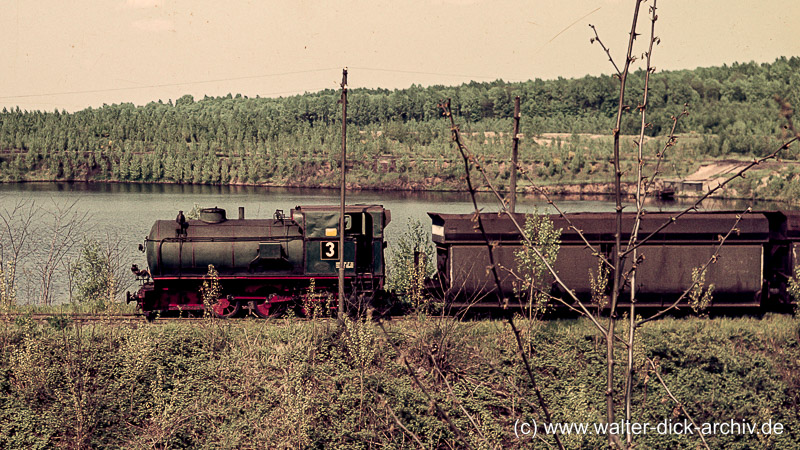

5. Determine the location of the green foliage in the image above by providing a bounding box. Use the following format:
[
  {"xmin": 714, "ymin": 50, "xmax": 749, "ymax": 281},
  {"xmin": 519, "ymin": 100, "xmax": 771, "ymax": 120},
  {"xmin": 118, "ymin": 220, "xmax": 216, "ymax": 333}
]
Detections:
[
  {"xmin": 12, "ymin": 312, "xmax": 35, "ymax": 331},
  {"xmin": 70, "ymin": 239, "xmax": 119, "ymax": 311},
  {"xmin": 343, "ymin": 314, "xmax": 377, "ymax": 371},
  {"xmin": 199, "ymin": 265, "xmax": 221, "ymax": 318},
  {"xmin": 514, "ymin": 211, "xmax": 561, "ymax": 318},
  {"xmin": 688, "ymin": 266, "xmax": 715, "ymax": 315},
  {"xmin": 589, "ymin": 258, "xmax": 610, "ymax": 312},
  {"xmin": 0, "ymin": 316, "xmax": 797, "ymax": 448},
  {"xmin": 343, "ymin": 312, "xmax": 378, "ymax": 422},
  {"xmin": 787, "ymin": 266, "xmax": 800, "ymax": 315},
  {"xmin": 0, "ymin": 259, "xmax": 17, "ymax": 311},
  {"xmin": 302, "ymin": 277, "xmax": 318, "ymax": 319},
  {"xmin": 300, "ymin": 278, "xmax": 334, "ymax": 319},
  {"xmin": 184, "ymin": 203, "xmax": 202, "ymax": 220},
  {"xmin": 386, "ymin": 219, "xmax": 435, "ymax": 312},
  {"xmin": 0, "ymin": 58, "xmax": 796, "ymax": 197},
  {"xmin": 44, "ymin": 314, "xmax": 72, "ymax": 331}
]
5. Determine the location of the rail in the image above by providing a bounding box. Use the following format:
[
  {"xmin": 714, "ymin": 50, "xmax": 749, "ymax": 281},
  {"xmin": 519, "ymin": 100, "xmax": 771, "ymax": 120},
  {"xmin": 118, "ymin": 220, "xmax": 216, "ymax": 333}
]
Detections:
[{"xmin": 0, "ymin": 312, "xmax": 408, "ymax": 325}]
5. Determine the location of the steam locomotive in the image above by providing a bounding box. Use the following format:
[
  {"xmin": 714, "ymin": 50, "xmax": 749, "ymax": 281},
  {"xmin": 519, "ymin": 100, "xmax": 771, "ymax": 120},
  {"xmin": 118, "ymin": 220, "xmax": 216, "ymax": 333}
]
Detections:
[{"xmin": 129, "ymin": 205, "xmax": 390, "ymax": 319}]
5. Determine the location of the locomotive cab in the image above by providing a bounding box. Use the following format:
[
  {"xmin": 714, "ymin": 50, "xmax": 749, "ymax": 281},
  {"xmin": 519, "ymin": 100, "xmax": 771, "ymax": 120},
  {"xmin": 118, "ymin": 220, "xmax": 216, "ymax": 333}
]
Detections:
[{"xmin": 292, "ymin": 205, "xmax": 390, "ymax": 283}]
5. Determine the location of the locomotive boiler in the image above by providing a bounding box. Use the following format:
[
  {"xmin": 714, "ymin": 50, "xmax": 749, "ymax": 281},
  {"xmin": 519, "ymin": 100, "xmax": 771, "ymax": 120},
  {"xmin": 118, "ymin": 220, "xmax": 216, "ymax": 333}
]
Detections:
[
  {"xmin": 129, "ymin": 205, "xmax": 390, "ymax": 318},
  {"xmin": 428, "ymin": 210, "xmax": 800, "ymax": 311}
]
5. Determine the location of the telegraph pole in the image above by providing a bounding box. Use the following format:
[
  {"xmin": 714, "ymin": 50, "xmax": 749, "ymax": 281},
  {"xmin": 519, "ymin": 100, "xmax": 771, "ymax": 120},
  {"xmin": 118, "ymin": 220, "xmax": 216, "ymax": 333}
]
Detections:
[
  {"xmin": 510, "ymin": 96, "xmax": 521, "ymax": 213},
  {"xmin": 338, "ymin": 68, "xmax": 348, "ymax": 321}
]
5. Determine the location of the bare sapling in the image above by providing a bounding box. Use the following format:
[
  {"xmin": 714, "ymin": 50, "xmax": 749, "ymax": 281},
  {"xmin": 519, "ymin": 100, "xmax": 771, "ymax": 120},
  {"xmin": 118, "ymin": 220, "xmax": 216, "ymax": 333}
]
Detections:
[
  {"xmin": 1, "ymin": 199, "xmax": 91, "ymax": 306},
  {"xmin": 433, "ymin": 0, "xmax": 800, "ymax": 447},
  {"xmin": 439, "ymin": 99, "xmax": 568, "ymax": 449},
  {"xmin": 35, "ymin": 199, "xmax": 90, "ymax": 305},
  {"xmin": 0, "ymin": 200, "xmax": 37, "ymax": 309}
]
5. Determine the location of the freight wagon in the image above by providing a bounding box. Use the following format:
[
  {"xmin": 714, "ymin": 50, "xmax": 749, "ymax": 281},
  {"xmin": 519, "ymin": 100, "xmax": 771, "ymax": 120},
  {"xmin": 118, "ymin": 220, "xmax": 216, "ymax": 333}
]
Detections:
[{"xmin": 427, "ymin": 210, "xmax": 800, "ymax": 311}]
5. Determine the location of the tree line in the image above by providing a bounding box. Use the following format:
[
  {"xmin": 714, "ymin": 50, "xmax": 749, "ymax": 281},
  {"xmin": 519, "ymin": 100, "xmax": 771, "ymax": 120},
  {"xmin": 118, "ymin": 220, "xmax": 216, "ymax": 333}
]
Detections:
[{"xmin": 0, "ymin": 57, "xmax": 797, "ymax": 185}]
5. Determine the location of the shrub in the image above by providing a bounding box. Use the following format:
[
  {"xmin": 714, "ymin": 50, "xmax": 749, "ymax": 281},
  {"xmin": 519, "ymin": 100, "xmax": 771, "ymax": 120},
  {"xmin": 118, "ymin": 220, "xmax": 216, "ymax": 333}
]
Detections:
[
  {"xmin": 514, "ymin": 211, "xmax": 561, "ymax": 318},
  {"xmin": 386, "ymin": 219, "xmax": 435, "ymax": 311},
  {"xmin": 70, "ymin": 239, "xmax": 122, "ymax": 310}
]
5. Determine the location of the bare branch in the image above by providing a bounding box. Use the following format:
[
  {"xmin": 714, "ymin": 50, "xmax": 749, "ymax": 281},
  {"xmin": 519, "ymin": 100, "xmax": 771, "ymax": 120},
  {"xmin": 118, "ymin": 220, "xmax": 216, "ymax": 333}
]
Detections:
[
  {"xmin": 439, "ymin": 100, "xmax": 505, "ymax": 307},
  {"xmin": 513, "ymin": 162, "xmax": 614, "ymax": 271},
  {"xmin": 430, "ymin": 360, "xmax": 491, "ymax": 448},
  {"xmin": 440, "ymin": 100, "xmax": 609, "ymax": 337},
  {"xmin": 624, "ymin": 3, "xmax": 661, "ymax": 440},
  {"xmin": 637, "ymin": 208, "xmax": 750, "ymax": 326},
  {"xmin": 639, "ymin": 106, "xmax": 689, "ymax": 202},
  {"xmin": 589, "ymin": 24, "xmax": 622, "ymax": 76},
  {"xmin": 606, "ymin": 3, "xmax": 645, "ymax": 444},
  {"xmin": 376, "ymin": 320, "xmax": 474, "ymax": 449},
  {"xmin": 621, "ymin": 135, "xmax": 797, "ymax": 259},
  {"xmin": 440, "ymin": 100, "xmax": 566, "ymax": 450}
]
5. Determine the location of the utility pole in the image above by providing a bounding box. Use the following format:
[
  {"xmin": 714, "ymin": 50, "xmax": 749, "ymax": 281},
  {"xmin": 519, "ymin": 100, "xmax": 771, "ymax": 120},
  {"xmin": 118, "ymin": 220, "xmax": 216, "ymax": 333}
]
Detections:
[
  {"xmin": 338, "ymin": 68, "xmax": 348, "ymax": 321},
  {"xmin": 510, "ymin": 96, "xmax": 521, "ymax": 213}
]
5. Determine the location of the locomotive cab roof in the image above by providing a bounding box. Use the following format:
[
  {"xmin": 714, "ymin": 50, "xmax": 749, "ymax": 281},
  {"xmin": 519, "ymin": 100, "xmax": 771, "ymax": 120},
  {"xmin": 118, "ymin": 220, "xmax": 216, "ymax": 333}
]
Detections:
[{"xmin": 292, "ymin": 205, "xmax": 390, "ymax": 239}]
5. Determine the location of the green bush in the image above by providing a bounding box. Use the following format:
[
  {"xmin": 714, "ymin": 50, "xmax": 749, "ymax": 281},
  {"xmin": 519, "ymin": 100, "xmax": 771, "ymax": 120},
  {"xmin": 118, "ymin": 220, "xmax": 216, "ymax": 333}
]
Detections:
[
  {"xmin": 0, "ymin": 315, "xmax": 797, "ymax": 448},
  {"xmin": 70, "ymin": 239, "xmax": 121, "ymax": 310},
  {"xmin": 386, "ymin": 219, "xmax": 435, "ymax": 311},
  {"xmin": 514, "ymin": 211, "xmax": 561, "ymax": 318}
]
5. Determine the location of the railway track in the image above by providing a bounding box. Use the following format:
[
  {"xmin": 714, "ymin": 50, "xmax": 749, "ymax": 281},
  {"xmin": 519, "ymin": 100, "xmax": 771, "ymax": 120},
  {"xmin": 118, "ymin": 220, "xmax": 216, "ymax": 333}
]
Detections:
[
  {"xmin": 1, "ymin": 312, "xmax": 193, "ymax": 325},
  {"xmin": 0, "ymin": 312, "xmax": 408, "ymax": 326}
]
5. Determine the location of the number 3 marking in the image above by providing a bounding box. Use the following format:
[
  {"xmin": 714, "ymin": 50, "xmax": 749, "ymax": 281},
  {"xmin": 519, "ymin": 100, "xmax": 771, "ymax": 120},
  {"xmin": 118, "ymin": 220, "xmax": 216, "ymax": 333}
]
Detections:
[{"xmin": 324, "ymin": 242, "xmax": 336, "ymax": 258}]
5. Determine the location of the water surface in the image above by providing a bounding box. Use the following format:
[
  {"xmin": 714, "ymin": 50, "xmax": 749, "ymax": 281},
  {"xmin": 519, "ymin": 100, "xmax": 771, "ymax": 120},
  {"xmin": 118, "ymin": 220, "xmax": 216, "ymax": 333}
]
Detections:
[{"xmin": 0, "ymin": 182, "xmax": 784, "ymax": 304}]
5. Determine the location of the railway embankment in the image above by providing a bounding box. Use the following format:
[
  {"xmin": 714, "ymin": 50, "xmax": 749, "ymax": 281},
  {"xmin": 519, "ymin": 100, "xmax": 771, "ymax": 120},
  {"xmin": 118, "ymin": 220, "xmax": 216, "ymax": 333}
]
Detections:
[{"xmin": 0, "ymin": 314, "xmax": 797, "ymax": 448}]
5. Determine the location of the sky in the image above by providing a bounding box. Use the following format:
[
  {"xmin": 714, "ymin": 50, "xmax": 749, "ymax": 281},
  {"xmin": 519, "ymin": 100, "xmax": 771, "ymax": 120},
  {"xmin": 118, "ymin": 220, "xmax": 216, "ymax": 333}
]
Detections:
[{"xmin": 1, "ymin": 0, "xmax": 798, "ymax": 112}]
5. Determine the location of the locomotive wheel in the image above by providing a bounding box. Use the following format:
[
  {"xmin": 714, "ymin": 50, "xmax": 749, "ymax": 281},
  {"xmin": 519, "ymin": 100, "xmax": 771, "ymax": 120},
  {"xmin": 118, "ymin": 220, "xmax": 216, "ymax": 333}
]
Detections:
[
  {"xmin": 250, "ymin": 294, "xmax": 292, "ymax": 319},
  {"xmin": 252, "ymin": 294, "xmax": 285, "ymax": 319},
  {"xmin": 212, "ymin": 296, "xmax": 241, "ymax": 318}
]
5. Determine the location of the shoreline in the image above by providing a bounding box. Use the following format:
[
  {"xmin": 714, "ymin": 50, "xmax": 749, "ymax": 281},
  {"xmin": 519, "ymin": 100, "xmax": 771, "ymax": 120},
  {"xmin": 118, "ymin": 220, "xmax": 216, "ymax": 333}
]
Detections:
[{"xmin": 0, "ymin": 178, "xmax": 793, "ymax": 205}]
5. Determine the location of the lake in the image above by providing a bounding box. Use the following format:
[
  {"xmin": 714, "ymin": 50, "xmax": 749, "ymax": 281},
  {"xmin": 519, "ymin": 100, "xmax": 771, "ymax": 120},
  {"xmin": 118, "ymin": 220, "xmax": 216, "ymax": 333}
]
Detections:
[{"xmin": 0, "ymin": 182, "xmax": 784, "ymax": 305}]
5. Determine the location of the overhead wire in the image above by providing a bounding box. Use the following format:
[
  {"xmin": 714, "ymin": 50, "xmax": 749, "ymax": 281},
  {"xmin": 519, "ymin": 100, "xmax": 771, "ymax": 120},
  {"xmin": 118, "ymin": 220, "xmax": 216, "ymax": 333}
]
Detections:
[
  {"xmin": 0, "ymin": 68, "xmax": 341, "ymax": 100},
  {"xmin": 0, "ymin": 66, "xmax": 528, "ymax": 102},
  {"xmin": 348, "ymin": 66, "xmax": 525, "ymax": 83}
]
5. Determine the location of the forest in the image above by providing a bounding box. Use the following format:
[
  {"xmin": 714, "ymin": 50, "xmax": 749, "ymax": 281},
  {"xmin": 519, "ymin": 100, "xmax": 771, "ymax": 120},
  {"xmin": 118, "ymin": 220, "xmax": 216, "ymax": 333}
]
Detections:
[{"xmin": 1, "ymin": 57, "xmax": 799, "ymax": 199}]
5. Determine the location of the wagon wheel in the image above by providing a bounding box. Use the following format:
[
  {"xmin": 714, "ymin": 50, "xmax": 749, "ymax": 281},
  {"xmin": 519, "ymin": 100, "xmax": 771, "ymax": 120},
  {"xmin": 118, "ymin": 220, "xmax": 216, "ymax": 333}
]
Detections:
[
  {"xmin": 252, "ymin": 294, "xmax": 287, "ymax": 319},
  {"xmin": 212, "ymin": 295, "xmax": 241, "ymax": 319}
]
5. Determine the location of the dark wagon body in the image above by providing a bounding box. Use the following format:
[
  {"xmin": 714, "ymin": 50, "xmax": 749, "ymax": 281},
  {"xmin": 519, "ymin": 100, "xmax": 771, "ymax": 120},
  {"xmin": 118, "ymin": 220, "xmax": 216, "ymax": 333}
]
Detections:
[
  {"xmin": 428, "ymin": 210, "xmax": 800, "ymax": 310},
  {"xmin": 130, "ymin": 205, "xmax": 390, "ymax": 318}
]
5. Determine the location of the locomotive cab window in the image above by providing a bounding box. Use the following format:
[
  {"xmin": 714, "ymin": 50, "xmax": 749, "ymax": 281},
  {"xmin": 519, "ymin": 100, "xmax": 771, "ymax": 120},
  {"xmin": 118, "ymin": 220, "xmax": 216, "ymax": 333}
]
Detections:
[
  {"xmin": 353, "ymin": 213, "xmax": 374, "ymax": 272},
  {"xmin": 345, "ymin": 213, "xmax": 367, "ymax": 235}
]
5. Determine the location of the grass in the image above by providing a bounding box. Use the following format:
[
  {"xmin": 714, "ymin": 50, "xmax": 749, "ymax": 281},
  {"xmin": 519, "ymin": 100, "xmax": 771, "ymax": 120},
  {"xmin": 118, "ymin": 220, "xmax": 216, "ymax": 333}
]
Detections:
[
  {"xmin": 1, "ymin": 301, "xmax": 138, "ymax": 316},
  {"xmin": 0, "ymin": 313, "xmax": 797, "ymax": 448}
]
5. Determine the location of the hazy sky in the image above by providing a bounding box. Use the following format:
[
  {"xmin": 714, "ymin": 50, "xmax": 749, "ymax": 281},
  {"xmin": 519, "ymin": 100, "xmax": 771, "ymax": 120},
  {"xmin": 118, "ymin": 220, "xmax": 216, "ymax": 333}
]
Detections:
[{"xmin": 1, "ymin": 0, "xmax": 798, "ymax": 112}]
